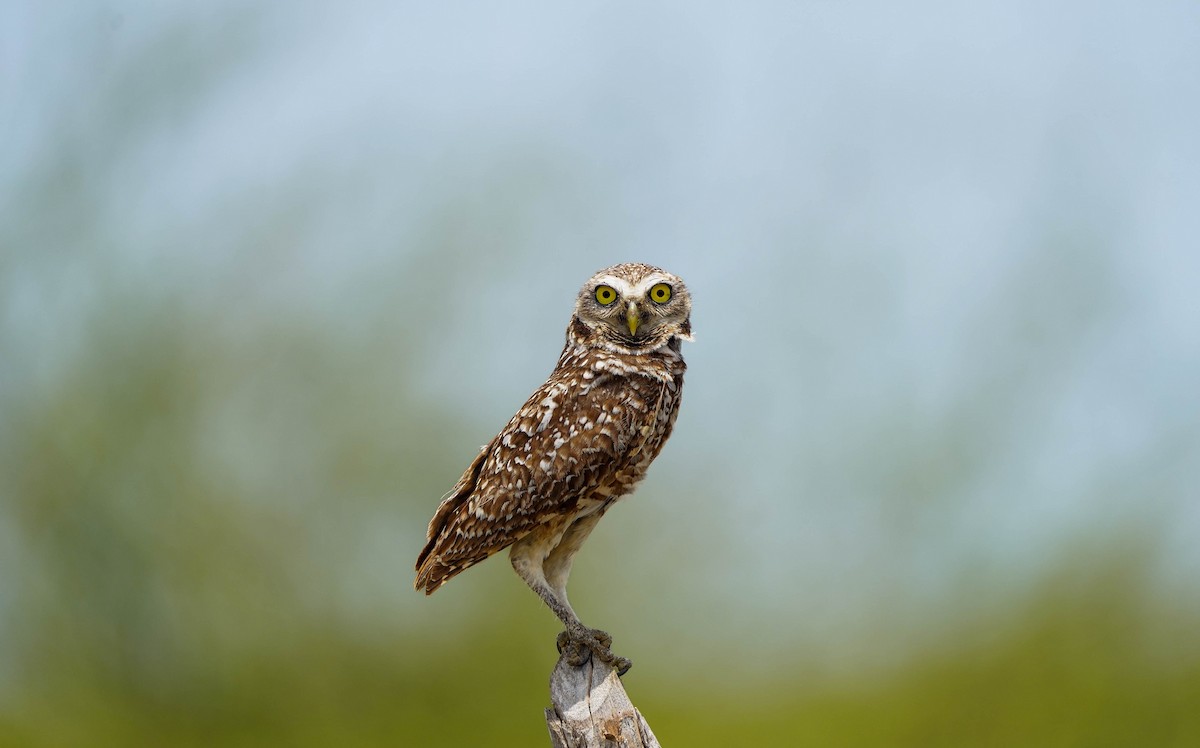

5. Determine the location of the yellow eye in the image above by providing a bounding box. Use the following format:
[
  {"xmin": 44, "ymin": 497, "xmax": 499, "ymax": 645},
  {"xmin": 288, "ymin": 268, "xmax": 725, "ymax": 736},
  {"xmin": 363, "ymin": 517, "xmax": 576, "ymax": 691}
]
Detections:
[
  {"xmin": 595, "ymin": 285, "xmax": 617, "ymax": 305},
  {"xmin": 649, "ymin": 283, "xmax": 672, "ymax": 304}
]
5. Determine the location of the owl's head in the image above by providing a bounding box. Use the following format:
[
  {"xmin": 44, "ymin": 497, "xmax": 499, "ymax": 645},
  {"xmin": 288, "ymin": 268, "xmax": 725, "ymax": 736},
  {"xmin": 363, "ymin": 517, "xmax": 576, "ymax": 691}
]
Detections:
[{"xmin": 571, "ymin": 263, "xmax": 693, "ymax": 354}]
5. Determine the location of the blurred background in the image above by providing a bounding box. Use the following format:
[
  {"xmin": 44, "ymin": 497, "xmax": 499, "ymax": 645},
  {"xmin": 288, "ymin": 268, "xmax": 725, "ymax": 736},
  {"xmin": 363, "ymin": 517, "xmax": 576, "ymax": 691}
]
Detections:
[{"xmin": 3, "ymin": 1, "xmax": 1199, "ymax": 745}]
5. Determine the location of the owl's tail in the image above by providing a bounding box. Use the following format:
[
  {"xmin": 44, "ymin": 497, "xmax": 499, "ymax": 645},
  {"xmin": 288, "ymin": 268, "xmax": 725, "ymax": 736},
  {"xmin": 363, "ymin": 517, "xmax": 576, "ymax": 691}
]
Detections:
[
  {"xmin": 414, "ymin": 539, "xmax": 489, "ymax": 594},
  {"xmin": 415, "ymin": 444, "xmax": 495, "ymax": 594},
  {"xmin": 413, "ymin": 538, "xmax": 442, "ymax": 593}
]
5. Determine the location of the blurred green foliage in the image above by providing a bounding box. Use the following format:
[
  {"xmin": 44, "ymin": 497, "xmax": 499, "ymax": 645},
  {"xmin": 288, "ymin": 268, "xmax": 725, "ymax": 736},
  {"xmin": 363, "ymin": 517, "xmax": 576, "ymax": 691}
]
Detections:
[{"xmin": 2, "ymin": 290, "xmax": 1198, "ymax": 747}]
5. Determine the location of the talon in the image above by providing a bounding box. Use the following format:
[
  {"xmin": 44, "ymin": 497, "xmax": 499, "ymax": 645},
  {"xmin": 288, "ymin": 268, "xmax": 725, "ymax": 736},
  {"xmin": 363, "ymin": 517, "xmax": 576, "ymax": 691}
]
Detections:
[
  {"xmin": 556, "ymin": 630, "xmax": 593, "ymax": 666},
  {"xmin": 589, "ymin": 628, "xmax": 614, "ymax": 648},
  {"xmin": 590, "ymin": 645, "xmax": 632, "ymax": 676},
  {"xmin": 564, "ymin": 641, "xmax": 592, "ymax": 667},
  {"xmin": 555, "ymin": 628, "xmax": 633, "ymax": 675}
]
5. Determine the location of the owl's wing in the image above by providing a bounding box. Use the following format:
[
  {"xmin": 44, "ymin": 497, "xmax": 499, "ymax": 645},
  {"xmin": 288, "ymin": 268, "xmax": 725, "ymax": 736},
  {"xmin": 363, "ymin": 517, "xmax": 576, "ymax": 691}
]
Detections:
[{"xmin": 414, "ymin": 364, "xmax": 647, "ymax": 594}]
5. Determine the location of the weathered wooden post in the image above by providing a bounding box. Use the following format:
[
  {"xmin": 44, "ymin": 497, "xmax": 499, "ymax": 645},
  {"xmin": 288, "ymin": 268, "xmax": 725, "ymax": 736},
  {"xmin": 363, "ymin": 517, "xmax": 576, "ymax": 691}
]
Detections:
[{"xmin": 545, "ymin": 654, "xmax": 662, "ymax": 748}]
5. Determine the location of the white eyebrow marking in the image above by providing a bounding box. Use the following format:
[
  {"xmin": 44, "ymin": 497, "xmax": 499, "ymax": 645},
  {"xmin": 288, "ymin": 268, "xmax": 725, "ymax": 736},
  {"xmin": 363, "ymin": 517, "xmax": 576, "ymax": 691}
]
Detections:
[{"xmin": 593, "ymin": 275, "xmax": 636, "ymax": 297}]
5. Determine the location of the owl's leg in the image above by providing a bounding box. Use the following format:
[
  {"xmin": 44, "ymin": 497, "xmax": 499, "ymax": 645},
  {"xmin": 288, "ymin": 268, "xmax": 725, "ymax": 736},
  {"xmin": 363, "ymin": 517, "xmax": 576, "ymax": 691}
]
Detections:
[
  {"xmin": 543, "ymin": 510, "xmax": 619, "ymax": 650},
  {"xmin": 510, "ymin": 515, "xmax": 631, "ymax": 675}
]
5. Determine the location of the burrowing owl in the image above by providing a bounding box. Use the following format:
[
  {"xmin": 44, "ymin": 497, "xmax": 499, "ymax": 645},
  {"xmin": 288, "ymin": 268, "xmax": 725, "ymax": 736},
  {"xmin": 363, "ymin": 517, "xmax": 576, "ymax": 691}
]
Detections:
[{"xmin": 415, "ymin": 263, "xmax": 692, "ymax": 674}]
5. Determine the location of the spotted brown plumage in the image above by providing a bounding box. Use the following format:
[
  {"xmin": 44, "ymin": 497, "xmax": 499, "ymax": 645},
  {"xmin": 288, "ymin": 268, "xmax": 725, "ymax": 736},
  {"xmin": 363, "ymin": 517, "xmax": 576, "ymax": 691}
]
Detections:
[{"xmin": 414, "ymin": 263, "xmax": 692, "ymax": 675}]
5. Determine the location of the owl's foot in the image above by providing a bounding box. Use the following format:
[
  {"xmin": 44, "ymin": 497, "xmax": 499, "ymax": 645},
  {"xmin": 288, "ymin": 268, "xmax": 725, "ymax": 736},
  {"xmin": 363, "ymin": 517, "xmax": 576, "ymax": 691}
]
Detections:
[
  {"xmin": 588, "ymin": 628, "xmax": 615, "ymax": 648},
  {"xmin": 556, "ymin": 628, "xmax": 631, "ymax": 676}
]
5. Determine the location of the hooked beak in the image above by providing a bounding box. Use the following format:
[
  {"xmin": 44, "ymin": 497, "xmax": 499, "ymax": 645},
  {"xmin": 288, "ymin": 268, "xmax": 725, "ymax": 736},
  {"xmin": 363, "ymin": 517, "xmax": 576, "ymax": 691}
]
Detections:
[{"xmin": 626, "ymin": 302, "xmax": 640, "ymax": 336}]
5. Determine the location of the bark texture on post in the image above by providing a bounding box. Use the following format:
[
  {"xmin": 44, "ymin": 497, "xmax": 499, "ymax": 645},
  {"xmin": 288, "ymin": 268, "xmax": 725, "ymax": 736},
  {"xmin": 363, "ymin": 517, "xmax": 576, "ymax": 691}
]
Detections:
[{"xmin": 545, "ymin": 655, "xmax": 662, "ymax": 748}]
